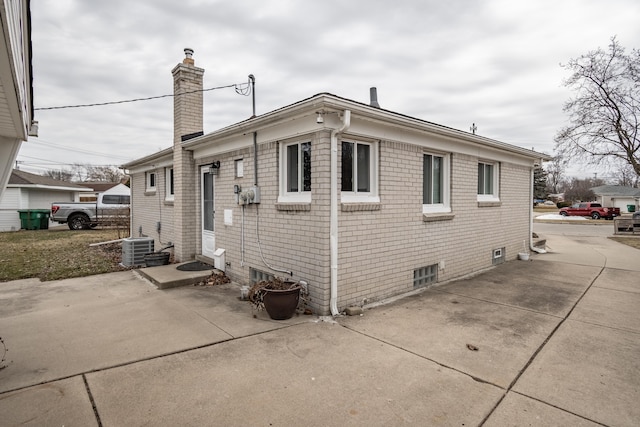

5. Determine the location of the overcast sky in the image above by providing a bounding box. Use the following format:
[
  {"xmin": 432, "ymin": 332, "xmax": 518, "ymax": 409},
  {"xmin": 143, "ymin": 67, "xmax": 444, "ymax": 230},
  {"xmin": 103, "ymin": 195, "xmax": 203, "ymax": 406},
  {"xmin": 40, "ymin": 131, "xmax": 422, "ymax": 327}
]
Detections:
[{"xmin": 17, "ymin": 0, "xmax": 640, "ymax": 179}]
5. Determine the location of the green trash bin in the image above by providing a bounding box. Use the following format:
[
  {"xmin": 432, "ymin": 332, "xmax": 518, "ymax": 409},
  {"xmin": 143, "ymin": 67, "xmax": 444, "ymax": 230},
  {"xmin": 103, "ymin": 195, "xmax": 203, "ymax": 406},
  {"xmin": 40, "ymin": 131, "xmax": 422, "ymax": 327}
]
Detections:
[
  {"xmin": 17, "ymin": 209, "xmax": 50, "ymax": 230},
  {"xmin": 628, "ymin": 205, "xmax": 636, "ymax": 213}
]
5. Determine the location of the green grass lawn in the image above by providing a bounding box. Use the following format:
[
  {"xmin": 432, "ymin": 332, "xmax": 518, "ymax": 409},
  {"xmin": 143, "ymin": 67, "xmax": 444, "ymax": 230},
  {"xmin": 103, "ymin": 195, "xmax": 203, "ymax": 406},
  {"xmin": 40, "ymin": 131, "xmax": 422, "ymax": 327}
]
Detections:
[{"xmin": 0, "ymin": 228, "xmax": 131, "ymax": 282}]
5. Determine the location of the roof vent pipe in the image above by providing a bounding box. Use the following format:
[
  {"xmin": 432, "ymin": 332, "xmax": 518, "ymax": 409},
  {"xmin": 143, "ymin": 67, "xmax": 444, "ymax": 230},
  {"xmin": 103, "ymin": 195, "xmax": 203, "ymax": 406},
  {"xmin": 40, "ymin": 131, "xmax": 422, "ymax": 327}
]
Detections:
[{"xmin": 369, "ymin": 87, "xmax": 380, "ymax": 108}]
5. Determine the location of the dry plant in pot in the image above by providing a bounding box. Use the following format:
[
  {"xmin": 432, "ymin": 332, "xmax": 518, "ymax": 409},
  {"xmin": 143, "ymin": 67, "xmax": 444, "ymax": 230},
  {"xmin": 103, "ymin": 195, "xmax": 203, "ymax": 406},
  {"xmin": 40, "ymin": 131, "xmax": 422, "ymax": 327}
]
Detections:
[{"xmin": 248, "ymin": 277, "xmax": 307, "ymax": 320}]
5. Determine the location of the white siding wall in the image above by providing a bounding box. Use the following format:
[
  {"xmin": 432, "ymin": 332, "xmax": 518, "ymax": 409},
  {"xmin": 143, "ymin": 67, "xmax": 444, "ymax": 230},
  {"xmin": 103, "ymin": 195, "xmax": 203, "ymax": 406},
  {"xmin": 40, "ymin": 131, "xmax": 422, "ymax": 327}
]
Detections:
[{"xmin": 0, "ymin": 188, "xmax": 23, "ymax": 231}]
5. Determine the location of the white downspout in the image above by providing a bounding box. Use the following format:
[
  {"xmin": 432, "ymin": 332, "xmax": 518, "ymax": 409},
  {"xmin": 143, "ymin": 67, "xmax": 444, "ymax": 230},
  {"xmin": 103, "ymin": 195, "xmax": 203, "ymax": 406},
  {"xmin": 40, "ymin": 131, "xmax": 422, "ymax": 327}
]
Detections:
[
  {"xmin": 530, "ymin": 163, "xmax": 547, "ymax": 254},
  {"xmin": 330, "ymin": 110, "xmax": 351, "ymax": 316}
]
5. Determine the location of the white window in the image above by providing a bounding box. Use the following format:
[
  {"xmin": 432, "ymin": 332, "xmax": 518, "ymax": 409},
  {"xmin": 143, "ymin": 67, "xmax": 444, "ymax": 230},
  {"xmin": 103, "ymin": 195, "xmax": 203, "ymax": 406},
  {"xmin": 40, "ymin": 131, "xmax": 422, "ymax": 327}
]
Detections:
[
  {"xmin": 278, "ymin": 141, "xmax": 311, "ymax": 203},
  {"xmin": 146, "ymin": 171, "xmax": 156, "ymax": 192},
  {"xmin": 423, "ymin": 152, "xmax": 450, "ymax": 213},
  {"xmin": 478, "ymin": 161, "xmax": 500, "ymax": 201},
  {"xmin": 341, "ymin": 140, "xmax": 379, "ymax": 203},
  {"xmin": 165, "ymin": 168, "xmax": 174, "ymax": 201}
]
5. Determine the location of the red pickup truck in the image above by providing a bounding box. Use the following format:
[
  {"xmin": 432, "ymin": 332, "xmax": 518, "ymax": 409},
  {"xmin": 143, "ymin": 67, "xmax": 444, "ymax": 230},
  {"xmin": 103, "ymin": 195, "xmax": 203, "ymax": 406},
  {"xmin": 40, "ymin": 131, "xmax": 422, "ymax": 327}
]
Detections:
[{"xmin": 559, "ymin": 202, "xmax": 621, "ymax": 220}]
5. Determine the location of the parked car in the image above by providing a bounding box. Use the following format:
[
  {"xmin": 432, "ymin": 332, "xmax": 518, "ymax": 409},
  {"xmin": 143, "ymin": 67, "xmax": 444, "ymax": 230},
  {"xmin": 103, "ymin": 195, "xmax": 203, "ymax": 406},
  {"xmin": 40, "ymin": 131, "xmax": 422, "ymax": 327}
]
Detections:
[
  {"xmin": 51, "ymin": 192, "xmax": 130, "ymax": 230},
  {"xmin": 558, "ymin": 202, "xmax": 621, "ymax": 220}
]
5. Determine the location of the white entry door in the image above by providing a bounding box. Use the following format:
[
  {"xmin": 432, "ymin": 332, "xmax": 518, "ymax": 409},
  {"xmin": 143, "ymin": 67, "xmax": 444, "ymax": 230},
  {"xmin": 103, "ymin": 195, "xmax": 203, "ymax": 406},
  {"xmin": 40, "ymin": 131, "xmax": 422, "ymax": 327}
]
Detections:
[{"xmin": 201, "ymin": 167, "xmax": 216, "ymax": 258}]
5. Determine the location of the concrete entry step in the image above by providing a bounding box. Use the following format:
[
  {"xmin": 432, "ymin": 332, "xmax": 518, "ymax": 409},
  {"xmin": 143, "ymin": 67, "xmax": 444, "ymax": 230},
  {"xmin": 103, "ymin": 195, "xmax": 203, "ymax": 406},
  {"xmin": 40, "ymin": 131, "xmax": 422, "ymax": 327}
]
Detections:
[{"xmin": 138, "ymin": 261, "xmax": 215, "ymax": 289}]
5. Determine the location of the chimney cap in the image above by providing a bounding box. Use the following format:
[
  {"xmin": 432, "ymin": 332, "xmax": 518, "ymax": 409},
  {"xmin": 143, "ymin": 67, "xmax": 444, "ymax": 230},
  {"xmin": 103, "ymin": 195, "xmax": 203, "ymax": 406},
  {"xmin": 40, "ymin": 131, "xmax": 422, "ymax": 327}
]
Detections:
[{"xmin": 183, "ymin": 48, "xmax": 195, "ymax": 65}]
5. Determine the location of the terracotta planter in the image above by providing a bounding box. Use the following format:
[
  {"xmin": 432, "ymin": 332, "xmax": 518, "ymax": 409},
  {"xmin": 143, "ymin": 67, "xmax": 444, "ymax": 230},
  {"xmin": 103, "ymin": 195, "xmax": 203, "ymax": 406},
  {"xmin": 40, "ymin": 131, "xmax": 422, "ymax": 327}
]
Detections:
[{"xmin": 262, "ymin": 286, "xmax": 301, "ymax": 320}]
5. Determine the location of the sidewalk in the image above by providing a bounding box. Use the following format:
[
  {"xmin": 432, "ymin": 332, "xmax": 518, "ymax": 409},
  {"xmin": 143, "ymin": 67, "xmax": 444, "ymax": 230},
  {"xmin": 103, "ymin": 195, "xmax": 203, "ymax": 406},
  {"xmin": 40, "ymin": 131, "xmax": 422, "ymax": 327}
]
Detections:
[{"xmin": 0, "ymin": 235, "xmax": 639, "ymax": 426}]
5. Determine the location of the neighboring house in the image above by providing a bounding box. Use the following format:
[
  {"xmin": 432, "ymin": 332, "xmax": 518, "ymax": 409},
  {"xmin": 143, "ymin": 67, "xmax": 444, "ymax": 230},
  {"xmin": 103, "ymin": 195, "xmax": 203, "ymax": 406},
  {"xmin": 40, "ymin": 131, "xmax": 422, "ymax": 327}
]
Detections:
[
  {"xmin": 0, "ymin": 169, "xmax": 92, "ymax": 231},
  {"xmin": 0, "ymin": 0, "xmax": 37, "ymax": 200},
  {"xmin": 96, "ymin": 183, "xmax": 130, "ymax": 203},
  {"xmin": 591, "ymin": 185, "xmax": 640, "ymax": 213},
  {"xmin": 123, "ymin": 50, "xmax": 550, "ymax": 315},
  {"xmin": 76, "ymin": 181, "xmax": 129, "ymax": 202}
]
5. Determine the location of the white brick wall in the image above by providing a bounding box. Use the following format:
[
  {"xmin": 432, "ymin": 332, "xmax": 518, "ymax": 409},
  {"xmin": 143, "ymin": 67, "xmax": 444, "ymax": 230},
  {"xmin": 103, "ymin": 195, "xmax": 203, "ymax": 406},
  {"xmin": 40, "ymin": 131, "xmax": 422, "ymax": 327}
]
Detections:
[
  {"xmin": 130, "ymin": 169, "xmax": 175, "ymax": 253},
  {"xmin": 184, "ymin": 132, "xmax": 532, "ymax": 315},
  {"xmin": 129, "ymin": 86, "xmax": 536, "ymax": 315}
]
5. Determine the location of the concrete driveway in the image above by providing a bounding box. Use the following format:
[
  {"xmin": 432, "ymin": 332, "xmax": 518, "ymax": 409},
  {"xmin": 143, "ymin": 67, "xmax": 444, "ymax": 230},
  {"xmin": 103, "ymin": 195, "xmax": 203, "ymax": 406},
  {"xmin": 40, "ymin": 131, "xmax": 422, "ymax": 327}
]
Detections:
[{"xmin": 0, "ymin": 224, "xmax": 638, "ymax": 426}]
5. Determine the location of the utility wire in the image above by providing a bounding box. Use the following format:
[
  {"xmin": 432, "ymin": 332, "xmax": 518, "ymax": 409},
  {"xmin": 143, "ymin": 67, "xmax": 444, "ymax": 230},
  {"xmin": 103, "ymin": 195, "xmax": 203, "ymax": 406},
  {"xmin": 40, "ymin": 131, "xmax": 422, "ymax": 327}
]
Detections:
[
  {"xmin": 17, "ymin": 158, "xmax": 122, "ymax": 168},
  {"xmin": 27, "ymin": 138, "xmax": 133, "ymax": 160},
  {"xmin": 34, "ymin": 81, "xmax": 251, "ymax": 111}
]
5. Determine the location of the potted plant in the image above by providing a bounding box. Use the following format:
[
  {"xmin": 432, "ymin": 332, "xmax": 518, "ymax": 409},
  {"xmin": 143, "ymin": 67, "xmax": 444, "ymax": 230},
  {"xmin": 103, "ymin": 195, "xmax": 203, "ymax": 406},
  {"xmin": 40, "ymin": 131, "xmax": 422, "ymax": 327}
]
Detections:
[{"xmin": 248, "ymin": 277, "xmax": 304, "ymax": 320}]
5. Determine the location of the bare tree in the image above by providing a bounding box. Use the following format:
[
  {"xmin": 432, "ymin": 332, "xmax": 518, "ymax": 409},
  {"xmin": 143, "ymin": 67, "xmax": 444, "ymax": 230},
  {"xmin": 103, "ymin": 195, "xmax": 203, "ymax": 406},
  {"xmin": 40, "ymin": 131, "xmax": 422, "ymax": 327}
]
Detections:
[
  {"xmin": 86, "ymin": 165, "xmax": 124, "ymax": 182},
  {"xmin": 545, "ymin": 155, "xmax": 567, "ymax": 194},
  {"xmin": 43, "ymin": 169, "xmax": 74, "ymax": 182},
  {"xmin": 613, "ymin": 164, "xmax": 640, "ymax": 187},
  {"xmin": 555, "ymin": 37, "xmax": 640, "ymax": 177},
  {"xmin": 564, "ymin": 177, "xmax": 605, "ymax": 203},
  {"xmin": 70, "ymin": 163, "xmax": 88, "ymax": 182}
]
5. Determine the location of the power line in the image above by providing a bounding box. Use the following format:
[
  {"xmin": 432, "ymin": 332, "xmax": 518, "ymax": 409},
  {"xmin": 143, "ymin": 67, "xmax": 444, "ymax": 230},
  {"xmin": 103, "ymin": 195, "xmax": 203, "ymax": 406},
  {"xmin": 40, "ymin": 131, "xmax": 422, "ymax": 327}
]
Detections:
[
  {"xmin": 34, "ymin": 81, "xmax": 250, "ymax": 111},
  {"xmin": 27, "ymin": 138, "xmax": 133, "ymax": 160},
  {"xmin": 17, "ymin": 157, "xmax": 121, "ymax": 168}
]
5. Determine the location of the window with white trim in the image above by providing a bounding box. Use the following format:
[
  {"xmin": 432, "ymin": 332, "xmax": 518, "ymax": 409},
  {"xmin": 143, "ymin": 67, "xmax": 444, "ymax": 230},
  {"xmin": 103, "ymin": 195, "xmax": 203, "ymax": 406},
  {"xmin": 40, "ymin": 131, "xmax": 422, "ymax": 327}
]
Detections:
[
  {"xmin": 341, "ymin": 140, "xmax": 379, "ymax": 202},
  {"xmin": 165, "ymin": 168, "xmax": 174, "ymax": 201},
  {"xmin": 423, "ymin": 153, "xmax": 450, "ymax": 213},
  {"xmin": 146, "ymin": 172, "xmax": 156, "ymax": 192},
  {"xmin": 278, "ymin": 141, "xmax": 311, "ymax": 202},
  {"xmin": 477, "ymin": 161, "xmax": 499, "ymax": 201}
]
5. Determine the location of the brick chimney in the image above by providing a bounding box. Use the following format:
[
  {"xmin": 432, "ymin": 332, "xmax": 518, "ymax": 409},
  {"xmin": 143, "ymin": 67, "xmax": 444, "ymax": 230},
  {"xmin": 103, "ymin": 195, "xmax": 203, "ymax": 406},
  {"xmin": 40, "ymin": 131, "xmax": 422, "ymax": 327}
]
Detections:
[
  {"xmin": 172, "ymin": 48, "xmax": 204, "ymax": 262},
  {"xmin": 171, "ymin": 48, "xmax": 204, "ymax": 144}
]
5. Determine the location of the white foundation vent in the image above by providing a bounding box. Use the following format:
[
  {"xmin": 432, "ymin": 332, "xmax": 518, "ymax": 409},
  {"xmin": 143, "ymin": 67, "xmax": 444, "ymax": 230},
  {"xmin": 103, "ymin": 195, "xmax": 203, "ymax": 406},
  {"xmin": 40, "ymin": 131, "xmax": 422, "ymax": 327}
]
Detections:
[{"xmin": 492, "ymin": 247, "xmax": 505, "ymax": 265}]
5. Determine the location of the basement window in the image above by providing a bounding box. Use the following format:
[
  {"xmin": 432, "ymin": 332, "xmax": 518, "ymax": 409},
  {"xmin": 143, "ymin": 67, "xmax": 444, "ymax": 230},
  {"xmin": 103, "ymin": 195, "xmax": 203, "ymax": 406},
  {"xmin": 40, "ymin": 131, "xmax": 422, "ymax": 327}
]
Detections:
[
  {"xmin": 250, "ymin": 268, "xmax": 274, "ymax": 284},
  {"xmin": 414, "ymin": 264, "xmax": 438, "ymax": 288}
]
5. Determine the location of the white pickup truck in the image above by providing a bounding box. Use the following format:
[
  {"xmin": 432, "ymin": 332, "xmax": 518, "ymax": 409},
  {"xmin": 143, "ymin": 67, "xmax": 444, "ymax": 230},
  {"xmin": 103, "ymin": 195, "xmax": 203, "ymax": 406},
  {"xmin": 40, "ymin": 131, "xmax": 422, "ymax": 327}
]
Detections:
[{"xmin": 51, "ymin": 192, "xmax": 130, "ymax": 230}]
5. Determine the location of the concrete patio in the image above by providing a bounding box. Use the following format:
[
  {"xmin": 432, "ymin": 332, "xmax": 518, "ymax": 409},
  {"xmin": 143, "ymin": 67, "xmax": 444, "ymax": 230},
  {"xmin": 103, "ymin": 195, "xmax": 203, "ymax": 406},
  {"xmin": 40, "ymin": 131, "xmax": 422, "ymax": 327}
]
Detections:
[{"xmin": 0, "ymin": 228, "xmax": 638, "ymax": 426}]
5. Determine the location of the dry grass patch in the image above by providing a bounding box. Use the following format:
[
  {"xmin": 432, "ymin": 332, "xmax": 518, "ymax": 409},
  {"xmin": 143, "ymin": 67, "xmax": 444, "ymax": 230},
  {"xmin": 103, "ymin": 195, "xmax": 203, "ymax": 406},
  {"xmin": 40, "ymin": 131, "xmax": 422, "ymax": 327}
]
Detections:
[
  {"xmin": 609, "ymin": 236, "xmax": 640, "ymax": 250},
  {"xmin": 0, "ymin": 228, "xmax": 132, "ymax": 282}
]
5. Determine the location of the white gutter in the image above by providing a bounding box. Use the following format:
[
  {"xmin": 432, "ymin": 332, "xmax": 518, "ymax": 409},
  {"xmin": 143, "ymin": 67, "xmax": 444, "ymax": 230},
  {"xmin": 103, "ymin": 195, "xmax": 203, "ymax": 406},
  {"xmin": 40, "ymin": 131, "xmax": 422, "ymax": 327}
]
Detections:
[
  {"xmin": 530, "ymin": 164, "xmax": 547, "ymax": 254},
  {"xmin": 330, "ymin": 110, "xmax": 351, "ymax": 316}
]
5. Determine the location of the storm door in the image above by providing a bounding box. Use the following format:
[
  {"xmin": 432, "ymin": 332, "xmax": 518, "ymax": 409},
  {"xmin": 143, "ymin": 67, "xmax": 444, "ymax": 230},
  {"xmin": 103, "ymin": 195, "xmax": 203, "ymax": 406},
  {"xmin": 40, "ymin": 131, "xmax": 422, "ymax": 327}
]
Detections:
[{"xmin": 201, "ymin": 167, "xmax": 215, "ymax": 258}]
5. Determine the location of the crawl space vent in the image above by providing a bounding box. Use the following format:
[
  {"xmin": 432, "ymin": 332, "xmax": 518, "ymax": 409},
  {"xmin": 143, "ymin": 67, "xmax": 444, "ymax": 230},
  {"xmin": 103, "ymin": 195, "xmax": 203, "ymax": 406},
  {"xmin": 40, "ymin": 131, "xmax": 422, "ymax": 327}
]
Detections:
[{"xmin": 492, "ymin": 247, "xmax": 506, "ymax": 265}]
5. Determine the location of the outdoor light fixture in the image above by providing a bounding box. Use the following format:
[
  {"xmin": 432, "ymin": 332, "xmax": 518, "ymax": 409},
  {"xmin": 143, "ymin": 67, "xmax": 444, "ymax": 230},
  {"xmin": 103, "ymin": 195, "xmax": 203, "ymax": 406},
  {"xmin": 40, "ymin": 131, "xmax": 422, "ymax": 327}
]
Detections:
[
  {"xmin": 209, "ymin": 161, "xmax": 221, "ymax": 175},
  {"xmin": 316, "ymin": 112, "xmax": 324, "ymax": 124}
]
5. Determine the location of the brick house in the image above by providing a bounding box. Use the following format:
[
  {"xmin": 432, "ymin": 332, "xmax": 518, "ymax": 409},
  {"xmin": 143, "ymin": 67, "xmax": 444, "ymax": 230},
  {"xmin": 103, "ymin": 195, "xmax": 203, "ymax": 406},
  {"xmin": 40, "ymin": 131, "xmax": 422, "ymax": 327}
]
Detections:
[{"xmin": 123, "ymin": 50, "xmax": 550, "ymax": 315}]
